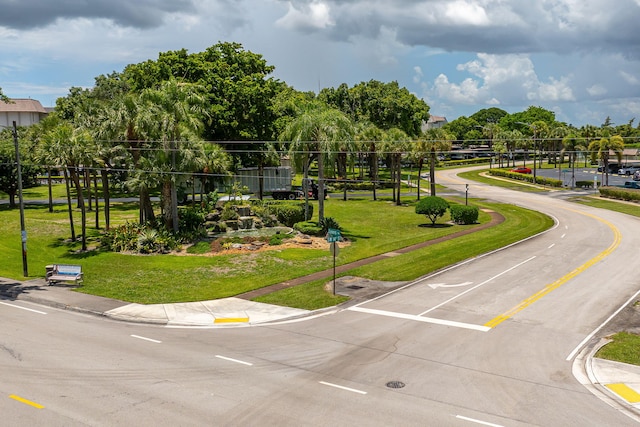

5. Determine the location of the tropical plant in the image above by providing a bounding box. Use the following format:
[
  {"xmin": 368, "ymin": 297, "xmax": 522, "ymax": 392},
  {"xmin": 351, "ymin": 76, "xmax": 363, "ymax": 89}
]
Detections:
[
  {"xmin": 279, "ymin": 103, "xmax": 354, "ymax": 221},
  {"xmin": 414, "ymin": 128, "xmax": 454, "ymax": 197},
  {"xmin": 588, "ymin": 135, "xmax": 624, "ymax": 186}
]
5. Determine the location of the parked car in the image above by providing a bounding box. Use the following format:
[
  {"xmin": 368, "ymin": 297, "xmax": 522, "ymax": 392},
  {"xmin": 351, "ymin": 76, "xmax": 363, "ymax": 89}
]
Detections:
[
  {"xmin": 510, "ymin": 167, "xmax": 532, "ymax": 174},
  {"xmin": 618, "ymin": 165, "xmax": 640, "ymax": 175},
  {"xmin": 634, "ymin": 170, "xmax": 640, "ymax": 181},
  {"xmin": 623, "ymin": 181, "xmax": 640, "ymax": 189}
]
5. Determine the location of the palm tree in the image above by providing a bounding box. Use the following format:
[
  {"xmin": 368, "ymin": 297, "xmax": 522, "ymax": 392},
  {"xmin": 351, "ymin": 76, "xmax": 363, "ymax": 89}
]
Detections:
[
  {"xmin": 95, "ymin": 92, "xmax": 157, "ymax": 224},
  {"xmin": 354, "ymin": 121, "xmax": 384, "ymax": 200},
  {"xmin": 379, "ymin": 128, "xmax": 410, "ymax": 205},
  {"xmin": 142, "ymin": 80, "xmax": 207, "ymax": 232},
  {"xmin": 279, "ymin": 105, "xmax": 354, "ymax": 222},
  {"xmin": 414, "ymin": 128, "xmax": 454, "ymax": 197},
  {"xmin": 588, "ymin": 135, "xmax": 624, "ymax": 186},
  {"xmin": 41, "ymin": 124, "xmax": 92, "ymax": 251},
  {"xmin": 561, "ymin": 133, "xmax": 585, "ymax": 188}
]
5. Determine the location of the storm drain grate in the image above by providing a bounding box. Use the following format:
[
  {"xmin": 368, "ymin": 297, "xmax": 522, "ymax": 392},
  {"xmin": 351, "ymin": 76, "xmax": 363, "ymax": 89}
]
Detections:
[
  {"xmin": 346, "ymin": 285, "xmax": 364, "ymax": 290},
  {"xmin": 386, "ymin": 381, "xmax": 405, "ymax": 389}
]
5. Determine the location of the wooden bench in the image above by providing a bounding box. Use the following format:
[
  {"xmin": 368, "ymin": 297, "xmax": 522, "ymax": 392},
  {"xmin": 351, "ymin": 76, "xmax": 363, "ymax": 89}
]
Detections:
[{"xmin": 46, "ymin": 264, "xmax": 83, "ymax": 286}]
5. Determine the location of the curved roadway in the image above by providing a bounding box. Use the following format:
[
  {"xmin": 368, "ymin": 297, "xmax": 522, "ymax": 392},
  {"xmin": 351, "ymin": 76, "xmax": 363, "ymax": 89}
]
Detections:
[{"xmin": 2, "ymin": 166, "xmax": 640, "ymax": 426}]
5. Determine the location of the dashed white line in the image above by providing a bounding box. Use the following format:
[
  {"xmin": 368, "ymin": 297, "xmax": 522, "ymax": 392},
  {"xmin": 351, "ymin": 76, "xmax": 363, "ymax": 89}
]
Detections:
[
  {"xmin": 131, "ymin": 334, "xmax": 161, "ymax": 343},
  {"xmin": 456, "ymin": 414, "xmax": 503, "ymax": 426},
  {"xmin": 561, "ymin": 233, "xmax": 566, "ymax": 238},
  {"xmin": 0, "ymin": 301, "xmax": 46, "ymax": 314},
  {"xmin": 319, "ymin": 381, "xmax": 367, "ymax": 395},
  {"xmin": 215, "ymin": 355, "xmax": 253, "ymax": 366},
  {"xmin": 548, "ymin": 243, "xmax": 555, "ymax": 249}
]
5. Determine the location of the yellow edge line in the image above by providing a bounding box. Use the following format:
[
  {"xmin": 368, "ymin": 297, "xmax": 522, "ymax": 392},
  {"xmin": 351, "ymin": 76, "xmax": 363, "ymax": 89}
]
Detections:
[
  {"xmin": 9, "ymin": 394, "xmax": 45, "ymax": 409},
  {"xmin": 214, "ymin": 317, "xmax": 250, "ymax": 324},
  {"xmin": 606, "ymin": 383, "xmax": 640, "ymax": 403},
  {"xmin": 484, "ymin": 209, "xmax": 622, "ymax": 329}
]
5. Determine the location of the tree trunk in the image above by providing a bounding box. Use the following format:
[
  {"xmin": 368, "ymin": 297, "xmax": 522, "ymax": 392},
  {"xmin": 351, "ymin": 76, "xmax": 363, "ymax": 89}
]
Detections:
[
  {"xmin": 47, "ymin": 167, "xmax": 53, "ymax": 213},
  {"xmin": 101, "ymin": 169, "xmax": 110, "ymax": 231},
  {"xmin": 162, "ymin": 180, "xmax": 174, "ymax": 231},
  {"xmin": 63, "ymin": 168, "xmax": 76, "ymax": 241},
  {"xmin": 416, "ymin": 158, "xmax": 423, "ymax": 200},
  {"xmin": 430, "ymin": 149, "xmax": 437, "ymax": 196},
  {"xmin": 70, "ymin": 167, "xmax": 87, "ymax": 251},
  {"xmin": 318, "ymin": 152, "xmax": 325, "ymax": 223},
  {"xmin": 93, "ymin": 171, "xmax": 100, "ymax": 229},
  {"xmin": 395, "ymin": 154, "xmax": 402, "ymax": 206},
  {"xmin": 139, "ymin": 187, "xmax": 155, "ymax": 224}
]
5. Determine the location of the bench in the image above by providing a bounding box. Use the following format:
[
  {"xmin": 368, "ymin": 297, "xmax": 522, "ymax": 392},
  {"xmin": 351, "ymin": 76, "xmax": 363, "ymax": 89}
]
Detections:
[{"xmin": 46, "ymin": 264, "xmax": 83, "ymax": 286}]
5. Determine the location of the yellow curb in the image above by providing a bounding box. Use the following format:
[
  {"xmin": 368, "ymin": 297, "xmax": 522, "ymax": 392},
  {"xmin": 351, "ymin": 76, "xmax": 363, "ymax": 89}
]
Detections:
[
  {"xmin": 214, "ymin": 317, "xmax": 249, "ymax": 324},
  {"xmin": 605, "ymin": 383, "xmax": 640, "ymax": 403}
]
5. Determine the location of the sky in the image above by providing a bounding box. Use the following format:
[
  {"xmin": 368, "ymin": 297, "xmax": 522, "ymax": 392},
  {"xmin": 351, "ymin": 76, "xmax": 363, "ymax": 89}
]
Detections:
[{"xmin": 1, "ymin": 0, "xmax": 640, "ymax": 128}]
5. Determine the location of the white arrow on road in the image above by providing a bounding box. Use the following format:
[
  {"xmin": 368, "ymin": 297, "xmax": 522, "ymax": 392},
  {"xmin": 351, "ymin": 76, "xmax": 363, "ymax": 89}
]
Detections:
[{"xmin": 428, "ymin": 281, "xmax": 473, "ymax": 289}]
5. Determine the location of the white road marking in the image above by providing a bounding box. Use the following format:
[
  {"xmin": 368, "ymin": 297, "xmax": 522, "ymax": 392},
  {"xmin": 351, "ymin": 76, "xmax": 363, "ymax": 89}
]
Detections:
[
  {"xmin": 428, "ymin": 281, "xmax": 473, "ymax": 289},
  {"xmin": 131, "ymin": 334, "xmax": 161, "ymax": 343},
  {"xmin": 548, "ymin": 243, "xmax": 555, "ymax": 249},
  {"xmin": 456, "ymin": 414, "xmax": 504, "ymax": 427},
  {"xmin": 348, "ymin": 306, "xmax": 490, "ymax": 332},
  {"xmin": 215, "ymin": 355, "xmax": 253, "ymax": 366},
  {"xmin": 0, "ymin": 301, "xmax": 46, "ymax": 314},
  {"xmin": 419, "ymin": 256, "xmax": 536, "ymax": 316},
  {"xmin": 566, "ymin": 288, "xmax": 640, "ymax": 361},
  {"xmin": 319, "ymin": 381, "xmax": 367, "ymax": 395},
  {"xmin": 561, "ymin": 233, "xmax": 566, "ymax": 238}
]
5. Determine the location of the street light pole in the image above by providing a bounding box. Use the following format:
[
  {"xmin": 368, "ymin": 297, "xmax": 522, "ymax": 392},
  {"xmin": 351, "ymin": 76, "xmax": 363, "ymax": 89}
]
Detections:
[{"xmin": 11, "ymin": 121, "xmax": 28, "ymax": 277}]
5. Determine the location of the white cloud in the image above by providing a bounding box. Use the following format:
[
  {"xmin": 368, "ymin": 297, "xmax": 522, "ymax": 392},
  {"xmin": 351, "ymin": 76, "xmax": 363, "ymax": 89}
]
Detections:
[
  {"xmin": 432, "ymin": 53, "xmax": 574, "ymax": 106},
  {"xmin": 620, "ymin": 71, "xmax": 639, "ymax": 85},
  {"xmin": 276, "ymin": 1, "xmax": 333, "ymax": 31},
  {"xmin": 443, "ymin": 1, "xmax": 490, "ymax": 26},
  {"xmin": 586, "ymin": 84, "xmax": 607, "ymax": 97}
]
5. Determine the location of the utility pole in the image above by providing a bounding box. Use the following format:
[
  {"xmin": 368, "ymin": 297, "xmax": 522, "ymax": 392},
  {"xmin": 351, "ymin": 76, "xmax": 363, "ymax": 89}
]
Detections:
[{"xmin": 12, "ymin": 121, "xmax": 28, "ymax": 277}]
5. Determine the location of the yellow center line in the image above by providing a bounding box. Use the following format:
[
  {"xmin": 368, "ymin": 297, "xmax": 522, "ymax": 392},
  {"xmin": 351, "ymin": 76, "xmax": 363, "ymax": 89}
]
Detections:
[
  {"xmin": 484, "ymin": 209, "xmax": 622, "ymax": 329},
  {"xmin": 9, "ymin": 394, "xmax": 44, "ymax": 409}
]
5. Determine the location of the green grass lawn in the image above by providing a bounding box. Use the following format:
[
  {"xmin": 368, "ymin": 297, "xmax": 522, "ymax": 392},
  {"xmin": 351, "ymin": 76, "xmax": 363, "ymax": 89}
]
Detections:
[
  {"xmin": 596, "ymin": 332, "xmax": 640, "ymax": 365},
  {"xmin": 570, "ymin": 196, "xmax": 640, "ymax": 218}
]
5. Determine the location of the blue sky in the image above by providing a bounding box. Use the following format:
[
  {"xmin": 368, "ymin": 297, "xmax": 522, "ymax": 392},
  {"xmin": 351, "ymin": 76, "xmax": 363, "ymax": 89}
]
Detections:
[{"xmin": 1, "ymin": 0, "xmax": 640, "ymax": 128}]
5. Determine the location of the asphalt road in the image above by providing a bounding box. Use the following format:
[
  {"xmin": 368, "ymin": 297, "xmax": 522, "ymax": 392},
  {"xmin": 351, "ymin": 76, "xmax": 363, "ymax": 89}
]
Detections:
[{"xmin": 2, "ymin": 167, "xmax": 640, "ymax": 426}]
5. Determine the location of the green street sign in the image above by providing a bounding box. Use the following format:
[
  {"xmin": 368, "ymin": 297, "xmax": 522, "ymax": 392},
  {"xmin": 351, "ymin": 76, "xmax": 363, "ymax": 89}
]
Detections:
[{"xmin": 326, "ymin": 228, "xmax": 341, "ymax": 242}]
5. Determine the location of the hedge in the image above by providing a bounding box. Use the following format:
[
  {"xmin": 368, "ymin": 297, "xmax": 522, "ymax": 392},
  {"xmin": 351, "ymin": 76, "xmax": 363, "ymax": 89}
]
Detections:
[
  {"xmin": 598, "ymin": 186, "xmax": 640, "ymax": 202},
  {"xmin": 488, "ymin": 169, "xmax": 563, "ymax": 187}
]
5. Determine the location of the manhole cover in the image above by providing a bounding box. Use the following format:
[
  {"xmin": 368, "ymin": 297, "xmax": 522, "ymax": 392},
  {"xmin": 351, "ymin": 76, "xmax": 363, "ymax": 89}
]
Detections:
[
  {"xmin": 347, "ymin": 285, "xmax": 364, "ymax": 290},
  {"xmin": 386, "ymin": 381, "xmax": 405, "ymax": 389}
]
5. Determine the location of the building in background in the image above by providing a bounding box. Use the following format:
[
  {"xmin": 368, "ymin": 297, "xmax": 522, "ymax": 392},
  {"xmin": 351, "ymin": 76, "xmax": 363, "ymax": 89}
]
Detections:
[{"xmin": 0, "ymin": 98, "xmax": 48, "ymax": 128}]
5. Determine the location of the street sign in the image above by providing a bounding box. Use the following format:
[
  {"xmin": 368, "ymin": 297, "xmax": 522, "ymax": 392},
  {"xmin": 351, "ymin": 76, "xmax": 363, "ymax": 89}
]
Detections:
[{"xmin": 326, "ymin": 228, "xmax": 341, "ymax": 243}]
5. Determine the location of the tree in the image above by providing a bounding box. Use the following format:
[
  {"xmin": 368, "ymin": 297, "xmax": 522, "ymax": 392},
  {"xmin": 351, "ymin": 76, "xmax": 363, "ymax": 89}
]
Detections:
[
  {"xmin": 141, "ymin": 79, "xmax": 208, "ymax": 232},
  {"xmin": 354, "ymin": 121, "xmax": 385, "ymax": 200},
  {"xmin": 561, "ymin": 134, "xmax": 585, "ymax": 188},
  {"xmin": 279, "ymin": 105, "xmax": 354, "ymax": 222},
  {"xmin": 0, "ymin": 128, "xmax": 40, "ymax": 208},
  {"xmin": 588, "ymin": 135, "xmax": 624, "ymax": 186},
  {"xmin": 415, "ymin": 196, "xmax": 449, "ymax": 226},
  {"xmin": 0, "ymin": 87, "xmax": 9, "ymax": 103},
  {"xmin": 470, "ymin": 107, "xmax": 508, "ymax": 126},
  {"xmin": 320, "ymin": 80, "xmax": 430, "ymax": 137},
  {"xmin": 414, "ymin": 128, "xmax": 454, "ymax": 197},
  {"xmin": 40, "ymin": 123, "xmax": 93, "ymax": 250},
  {"xmin": 378, "ymin": 128, "xmax": 410, "ymax": 205}
]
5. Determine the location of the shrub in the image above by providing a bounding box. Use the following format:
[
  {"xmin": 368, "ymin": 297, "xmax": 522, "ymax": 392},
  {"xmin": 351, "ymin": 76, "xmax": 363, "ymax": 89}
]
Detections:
[
  {"xmin": 220, "ymin": 205, "xmax": 239, "ymax": 221},
  {"xmin": 269, "ymin": 233, "xmax": 288, "ymax": 246},
  {"xmin": 450, "ymin": 204, "xmax": 479, "ymax": 224},
  {"xmin": 267, "ymin": 202, "xmax": 307, "ymax": 227},
  {"xmin": 599, "ymin": 186, "xmax": 640, "ymax": 202},
  {"xmin": 319, "ymin": 216, "xmax": 341, "ymax": 234},
  {"xmin": 294, "ymin": 221, "xmax": 323, "ymax": 236},
  {"xmin": 415, "ymin": 196, "xmax": 449, "ymax": 226}
]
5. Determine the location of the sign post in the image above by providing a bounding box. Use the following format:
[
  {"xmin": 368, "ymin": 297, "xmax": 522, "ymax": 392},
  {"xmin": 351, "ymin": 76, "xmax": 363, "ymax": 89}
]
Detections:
[{"xmin": 326, "ymin": 228, "xmax": 341, "ymax": 295}]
